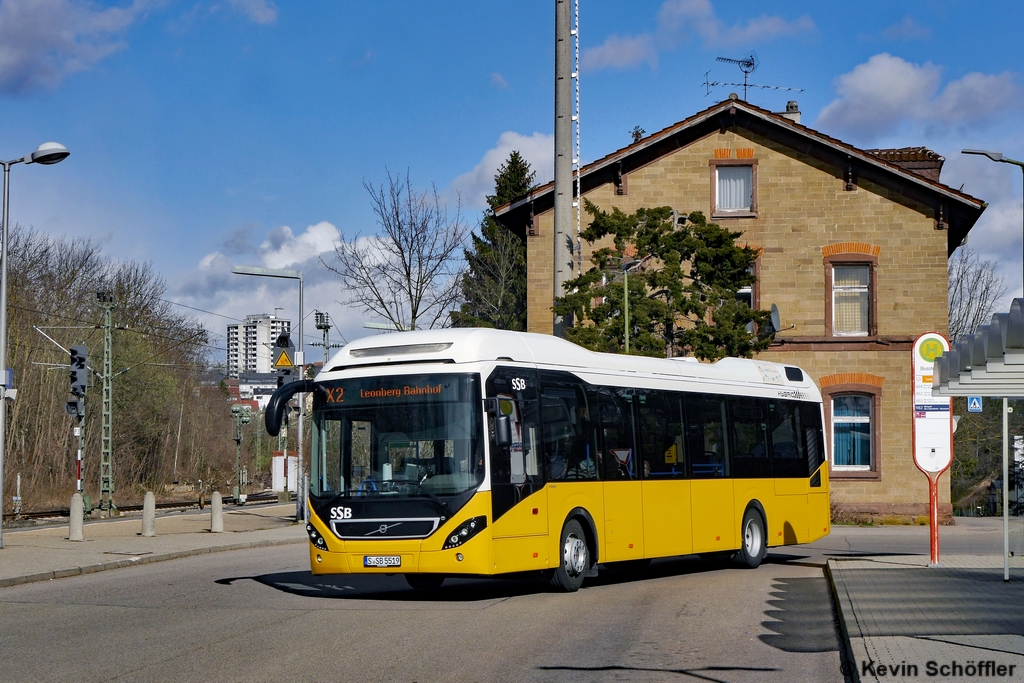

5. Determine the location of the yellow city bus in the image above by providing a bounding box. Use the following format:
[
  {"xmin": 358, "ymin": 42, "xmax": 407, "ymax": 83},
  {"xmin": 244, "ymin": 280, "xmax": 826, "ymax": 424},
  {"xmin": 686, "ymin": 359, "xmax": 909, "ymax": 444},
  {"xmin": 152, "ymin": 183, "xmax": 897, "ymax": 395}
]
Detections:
[{"xmin": 266, "ymin": 329, "xmax": 830, "ymax": 592}]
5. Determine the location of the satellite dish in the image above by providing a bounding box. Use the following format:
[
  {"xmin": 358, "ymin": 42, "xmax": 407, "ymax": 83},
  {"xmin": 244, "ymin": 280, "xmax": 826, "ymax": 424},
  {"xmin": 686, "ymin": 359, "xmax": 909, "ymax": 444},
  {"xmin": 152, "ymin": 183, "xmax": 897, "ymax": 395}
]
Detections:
[{"xmin": 770, "ymin": 303, "xmax": 781, "ymax": 334}]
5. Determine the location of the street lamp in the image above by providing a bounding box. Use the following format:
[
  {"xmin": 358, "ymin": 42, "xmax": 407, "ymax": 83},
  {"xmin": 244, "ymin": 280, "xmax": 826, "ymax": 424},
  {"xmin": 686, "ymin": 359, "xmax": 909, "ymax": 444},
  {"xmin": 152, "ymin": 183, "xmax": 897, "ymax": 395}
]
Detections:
[
  {"xmin": 620, "ymin": 259, "xmax": 641, "ymax": 354},
  {"xmin": 962, "ymin": 148, "xmax": 1023, "ymax": 580},
  {"xmin": 231, "ymin": 266, "xmax": 306, "ymax": 522},
  {"xmin": 962, "ymin": 149, "xmax": 1024, "ymax": 287},
  {"xmin": 0, "ymin": 142, "xmax": 70, "ymax": 550}
]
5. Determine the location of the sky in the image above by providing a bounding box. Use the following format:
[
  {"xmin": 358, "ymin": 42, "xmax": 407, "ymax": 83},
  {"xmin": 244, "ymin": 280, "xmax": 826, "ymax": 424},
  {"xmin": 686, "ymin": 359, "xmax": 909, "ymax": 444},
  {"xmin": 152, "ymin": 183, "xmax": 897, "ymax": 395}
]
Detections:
[{"xmin": 1, "ymin": 0, "xmax": 1022, "ymax": 365}]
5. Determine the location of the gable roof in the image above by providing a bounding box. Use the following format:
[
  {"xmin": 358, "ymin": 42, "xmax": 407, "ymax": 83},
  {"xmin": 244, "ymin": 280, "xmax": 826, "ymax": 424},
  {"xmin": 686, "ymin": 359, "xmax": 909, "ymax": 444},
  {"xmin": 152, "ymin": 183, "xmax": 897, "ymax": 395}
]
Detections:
[{"xmin": 494, "ymin": 97, "xmax": 985, "ymax": 256}]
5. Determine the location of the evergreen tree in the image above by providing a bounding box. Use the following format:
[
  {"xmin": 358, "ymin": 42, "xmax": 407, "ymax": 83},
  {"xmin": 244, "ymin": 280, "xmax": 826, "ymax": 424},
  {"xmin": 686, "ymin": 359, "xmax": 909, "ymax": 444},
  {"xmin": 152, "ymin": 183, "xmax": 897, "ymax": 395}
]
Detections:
[
  {"xmin": 554, "ymin": 201, "xmax": 771, "ymax": 360},
  {"xmin": 452, "ymin": 151, "xmax": 535, "ymax": 330}
]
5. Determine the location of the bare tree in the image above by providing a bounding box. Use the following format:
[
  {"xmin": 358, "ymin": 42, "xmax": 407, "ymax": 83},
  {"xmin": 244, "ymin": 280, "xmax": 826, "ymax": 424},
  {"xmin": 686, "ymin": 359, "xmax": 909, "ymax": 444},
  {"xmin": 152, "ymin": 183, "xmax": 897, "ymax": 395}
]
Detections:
[
  {"xmin": 323, "ymin": 170, "xmax": 467, "ymax": 330},
  {"xmin": 948, "ymin": 247, "xmax": 1007, "ymax": 341}
]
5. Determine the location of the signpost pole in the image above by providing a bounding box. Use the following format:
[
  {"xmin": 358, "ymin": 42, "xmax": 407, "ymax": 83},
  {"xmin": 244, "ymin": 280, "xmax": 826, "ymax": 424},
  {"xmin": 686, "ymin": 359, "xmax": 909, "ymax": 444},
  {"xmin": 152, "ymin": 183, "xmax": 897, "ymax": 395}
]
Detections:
[
  {"xmin": 929, "ymin": 472, "xmax": 940, "ymax": 565},
  {"xmin": 912, "ymin": 332, "xmax": 952, "ymax": 567},
  {"xmin": 1004, "ymin": 397, "xmax": 1010, "ymax": 582}
]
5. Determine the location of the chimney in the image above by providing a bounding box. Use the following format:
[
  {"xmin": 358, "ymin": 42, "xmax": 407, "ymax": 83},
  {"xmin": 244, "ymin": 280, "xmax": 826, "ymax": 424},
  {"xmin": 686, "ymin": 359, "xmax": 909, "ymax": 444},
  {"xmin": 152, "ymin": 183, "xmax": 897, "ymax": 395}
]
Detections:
[{"xmin": 778, "ymin": 100, "xmax": 800, "ymax": 124}]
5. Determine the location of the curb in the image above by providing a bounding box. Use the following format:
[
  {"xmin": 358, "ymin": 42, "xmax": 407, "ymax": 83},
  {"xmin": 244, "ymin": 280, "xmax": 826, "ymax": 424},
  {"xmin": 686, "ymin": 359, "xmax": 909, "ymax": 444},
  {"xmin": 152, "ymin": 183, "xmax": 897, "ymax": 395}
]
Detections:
[
  {"xmin": 0, "ymin": 536, "xmax": 305, "ymax": 588},
  {"xmin": 825, "ymin": 559, "xmax": 862, "ymax": 683}
]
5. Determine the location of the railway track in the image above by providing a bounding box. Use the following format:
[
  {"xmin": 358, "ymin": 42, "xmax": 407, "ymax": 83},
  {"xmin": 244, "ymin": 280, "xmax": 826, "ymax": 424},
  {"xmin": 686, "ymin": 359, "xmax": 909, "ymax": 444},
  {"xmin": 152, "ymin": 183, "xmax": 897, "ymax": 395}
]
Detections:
[{"xmin": 2, "ymin": 491, "xmax": 292, "ymax": 522}]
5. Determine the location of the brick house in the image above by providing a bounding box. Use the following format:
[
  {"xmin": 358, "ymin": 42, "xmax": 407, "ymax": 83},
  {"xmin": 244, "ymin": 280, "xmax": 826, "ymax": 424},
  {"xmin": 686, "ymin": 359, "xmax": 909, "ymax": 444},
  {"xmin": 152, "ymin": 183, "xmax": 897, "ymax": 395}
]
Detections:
[{"xmin": 494, "ymin": 96, "xmax": 986, "ymax": 517}]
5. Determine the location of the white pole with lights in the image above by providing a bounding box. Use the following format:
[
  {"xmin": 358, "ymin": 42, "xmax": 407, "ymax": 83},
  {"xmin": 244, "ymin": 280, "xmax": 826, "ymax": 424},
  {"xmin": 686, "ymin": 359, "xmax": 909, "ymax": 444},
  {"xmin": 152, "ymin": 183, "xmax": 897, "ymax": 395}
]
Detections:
[{"xmin": 0, "ymin": 142, "xmax": 70, "ymax": 549}]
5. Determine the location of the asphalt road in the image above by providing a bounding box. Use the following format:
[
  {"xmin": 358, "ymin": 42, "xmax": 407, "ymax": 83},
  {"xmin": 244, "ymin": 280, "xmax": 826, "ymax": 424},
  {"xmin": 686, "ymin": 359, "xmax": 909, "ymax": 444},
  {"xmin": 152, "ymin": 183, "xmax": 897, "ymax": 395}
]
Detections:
[{"xmin": 0, "ymin": 542, "xmax": 846, "ymax": 683}]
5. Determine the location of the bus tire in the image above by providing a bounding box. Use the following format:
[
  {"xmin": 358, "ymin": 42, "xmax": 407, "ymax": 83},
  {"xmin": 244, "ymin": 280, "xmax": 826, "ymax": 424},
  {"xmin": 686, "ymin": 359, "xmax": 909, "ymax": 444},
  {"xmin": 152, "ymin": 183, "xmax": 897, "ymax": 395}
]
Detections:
[
  {"xmin": 737, "ymin": 509, "xmax": 766, "ymax": 569},
  {"xmin": 550, "ymin": 519, "xmax": 589, "ymax": 592},
  {"xmin": 405, "ymin": 574, "xmax": 445, "ymax": 591}
]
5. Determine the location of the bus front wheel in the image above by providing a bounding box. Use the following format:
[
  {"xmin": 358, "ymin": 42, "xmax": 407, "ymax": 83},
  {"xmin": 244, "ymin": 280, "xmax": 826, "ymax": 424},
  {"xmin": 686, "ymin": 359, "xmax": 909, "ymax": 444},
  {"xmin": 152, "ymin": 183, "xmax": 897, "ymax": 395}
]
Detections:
[
  {"xmin": 737, "ymin": 509, "xmax": 766, "ymax": 568},
  {"xmin": 550, "ymin": 519, "xmax": 589, "ymax": 592}
]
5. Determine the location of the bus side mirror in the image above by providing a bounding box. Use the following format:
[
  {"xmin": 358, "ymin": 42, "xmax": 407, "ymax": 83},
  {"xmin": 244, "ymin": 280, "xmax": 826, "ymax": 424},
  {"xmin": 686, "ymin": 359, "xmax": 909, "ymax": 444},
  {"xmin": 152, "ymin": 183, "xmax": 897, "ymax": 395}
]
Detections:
[
  {"xmin": 495, "ymin": 414, "xmax": 512, "ymax": 448},
  {"xmin": 265, "ymin": 379, "xmax": 319, "ymax": 436}
]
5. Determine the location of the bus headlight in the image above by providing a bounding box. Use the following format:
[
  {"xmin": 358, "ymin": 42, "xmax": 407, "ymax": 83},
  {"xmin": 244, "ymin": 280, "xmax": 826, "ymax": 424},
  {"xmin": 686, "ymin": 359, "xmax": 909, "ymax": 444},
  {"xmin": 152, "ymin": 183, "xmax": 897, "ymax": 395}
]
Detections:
[
  {"xmin": 306, "ymin": 523, "xmax": 329, "ymax": 551},
  {"xmin": 442, "ymin": 516, "xmax": 487, "ymax": 549}
]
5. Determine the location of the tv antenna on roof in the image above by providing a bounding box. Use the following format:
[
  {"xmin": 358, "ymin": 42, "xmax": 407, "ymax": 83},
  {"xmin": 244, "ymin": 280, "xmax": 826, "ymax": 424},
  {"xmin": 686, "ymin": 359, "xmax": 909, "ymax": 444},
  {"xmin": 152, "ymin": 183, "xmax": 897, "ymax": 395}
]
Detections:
[{"xmin": 704, "ymin": 53, "xmax": 803, "ymax": 101}]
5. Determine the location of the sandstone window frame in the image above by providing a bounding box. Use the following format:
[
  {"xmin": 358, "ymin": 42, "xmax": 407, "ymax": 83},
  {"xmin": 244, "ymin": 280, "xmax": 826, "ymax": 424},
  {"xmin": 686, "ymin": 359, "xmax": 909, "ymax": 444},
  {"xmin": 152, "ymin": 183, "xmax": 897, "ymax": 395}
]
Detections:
[
  {"xmin": 821, "ymin": 379, "xmax": 882, "ymax": 481},
  {"xmin": 824, "ymin": 251, "xmax": 878, "ymax": 338},
  {"xmin": 710, "ymin": 158, "xmax": 758, "ymax": 218}
]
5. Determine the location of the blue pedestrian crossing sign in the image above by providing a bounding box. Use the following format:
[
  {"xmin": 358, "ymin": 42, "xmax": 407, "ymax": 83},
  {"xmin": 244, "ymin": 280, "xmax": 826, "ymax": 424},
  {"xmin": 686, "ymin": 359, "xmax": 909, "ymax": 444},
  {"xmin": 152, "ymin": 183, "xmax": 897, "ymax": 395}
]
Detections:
[{"xmin": 968, "ymin": 396, "xmax": 983, "ymax": 413}]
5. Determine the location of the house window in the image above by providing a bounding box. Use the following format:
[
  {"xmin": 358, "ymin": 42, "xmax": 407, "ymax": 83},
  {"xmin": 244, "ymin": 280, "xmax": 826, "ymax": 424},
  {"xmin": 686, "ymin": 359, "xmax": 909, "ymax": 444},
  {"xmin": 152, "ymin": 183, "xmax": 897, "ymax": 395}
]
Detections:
[
  {"xmin": 823, "ymin": 245, "xmax": 879, "ymax": 338},
  {"xmin": 831, "ymin": 395, "xmax": 872, "ymax": 469},
  {"xmin": 717, "ymin": 166, "xmax": 752, "ymax": 211},
  {"xmin": 710, "ymin": 159, "xmax": 757, "ymax": 217},
  {"xmin": 832, "ymin": 265, "xmax": 870, "ymax": 335}
]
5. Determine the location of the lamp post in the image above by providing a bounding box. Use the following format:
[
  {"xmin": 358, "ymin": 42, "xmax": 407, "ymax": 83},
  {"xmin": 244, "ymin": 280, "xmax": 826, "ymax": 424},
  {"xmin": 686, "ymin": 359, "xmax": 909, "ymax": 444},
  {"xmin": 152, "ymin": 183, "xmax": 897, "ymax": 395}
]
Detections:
[
  {"xmin": 620, "ymin": 259, "xmax": 641, "ymax": 354},
  {"xmin": 962, "ymin": 149, "xmax": 1024, "ymax": 287},
  {"xmin": 962, "ymin": 148, "xmax": 1023, "ymax": 580},
  {"xmin": 0, "ymin": 142, "xmax": 70, "ymax": 549},
  {"xmin": 231, "ymin": 266, "xmax": 306, "ymax": 522}
]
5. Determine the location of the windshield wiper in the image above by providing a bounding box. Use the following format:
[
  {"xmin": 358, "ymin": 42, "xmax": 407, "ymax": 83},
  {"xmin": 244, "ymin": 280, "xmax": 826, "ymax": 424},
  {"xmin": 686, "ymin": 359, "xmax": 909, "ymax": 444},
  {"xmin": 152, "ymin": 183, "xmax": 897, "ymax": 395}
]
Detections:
[{"xmin": 417, "ymin": 468, "xmax": 450, "ymax": 513}]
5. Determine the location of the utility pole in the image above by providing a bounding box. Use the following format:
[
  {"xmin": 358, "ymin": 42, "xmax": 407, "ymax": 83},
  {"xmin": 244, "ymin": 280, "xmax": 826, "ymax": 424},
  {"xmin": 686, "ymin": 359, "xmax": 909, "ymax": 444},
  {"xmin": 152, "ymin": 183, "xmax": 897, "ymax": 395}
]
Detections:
[
  {"xmin": 97, "ymin": 291, "xmax": 115, "ymax": 514},
  {"xmin": 231, "ymin": 404, "xmax": 251, "ymax": 504},
  {"xmin": 553, "ymin": 0, "xmax": 573, "ymax": 338},
  {"xmin": 310, "ymin": 310, "xmax": 343, "ymax": 364}
]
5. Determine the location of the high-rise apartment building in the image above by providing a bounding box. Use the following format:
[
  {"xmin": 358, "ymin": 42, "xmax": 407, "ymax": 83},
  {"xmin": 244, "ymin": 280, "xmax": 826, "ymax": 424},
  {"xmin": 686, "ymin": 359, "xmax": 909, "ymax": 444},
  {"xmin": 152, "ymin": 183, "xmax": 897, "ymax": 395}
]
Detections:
[{"xmin": 226, "ymin": 311, "xmax": 291, "ymax": 378}]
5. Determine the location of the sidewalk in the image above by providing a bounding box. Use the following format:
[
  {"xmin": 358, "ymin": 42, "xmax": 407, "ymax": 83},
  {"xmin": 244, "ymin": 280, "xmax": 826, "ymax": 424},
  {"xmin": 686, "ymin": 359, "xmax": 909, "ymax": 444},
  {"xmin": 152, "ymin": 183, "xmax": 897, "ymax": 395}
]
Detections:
[
  {"xmin": 828, "ymin": 553, "xmax": 1024, "ymax": 682},
  {"xmin": 0, "ymin": 503, "xmax": 306, "ymax": 588}
]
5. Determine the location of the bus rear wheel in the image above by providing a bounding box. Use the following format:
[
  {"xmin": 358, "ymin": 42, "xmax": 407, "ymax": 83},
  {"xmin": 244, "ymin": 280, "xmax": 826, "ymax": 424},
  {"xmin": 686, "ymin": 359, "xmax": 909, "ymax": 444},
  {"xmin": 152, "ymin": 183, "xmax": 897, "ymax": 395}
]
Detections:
[
  {"xmin": 550, "ymin": 519, "xmax": 589, "ymax": 592},
  {"xmin": 737, "ymin": 509, "xmax": 766, "ymax": 568},
  {"xmin": 405, "ymin": 574, "xmax": 445, "ymax": 591}
]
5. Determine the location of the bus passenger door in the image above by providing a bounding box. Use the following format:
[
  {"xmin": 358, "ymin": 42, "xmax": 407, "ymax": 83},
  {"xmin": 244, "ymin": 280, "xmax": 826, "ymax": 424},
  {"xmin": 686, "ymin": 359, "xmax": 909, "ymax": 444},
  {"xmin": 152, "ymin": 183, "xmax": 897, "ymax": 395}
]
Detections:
[
  {"xmin": 768, "ymin": 399, "xmax": 809, "ymax": 544},
  {"xmin": 687, "ymin": 394, "xmax": 736, "ymax": 553},
  {"xmin": 487, "ymin": 368, "xmax": 546, "ymax": 539},
  {"xmin": 636, "ymin": 390, "xmax": 691, "ymax": 559},
  {"xmin": 598, "ymin": 387, "xmax": 643, "ymax": 562}
]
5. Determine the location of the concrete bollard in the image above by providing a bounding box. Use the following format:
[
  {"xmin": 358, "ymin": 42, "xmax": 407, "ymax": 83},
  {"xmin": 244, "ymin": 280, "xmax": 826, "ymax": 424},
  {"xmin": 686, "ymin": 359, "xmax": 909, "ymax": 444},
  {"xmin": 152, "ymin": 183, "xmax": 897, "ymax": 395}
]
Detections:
[
  {"xmin": 210, "ymin": 491, "xmax": 223, "ymax": 533},
  {"xmin": 141, "ymin": 491, "xmax": 156, "ymax": 537},
  {"xmin": 69, "ymin": 493, "xmax": 84, "ymax": 542}
]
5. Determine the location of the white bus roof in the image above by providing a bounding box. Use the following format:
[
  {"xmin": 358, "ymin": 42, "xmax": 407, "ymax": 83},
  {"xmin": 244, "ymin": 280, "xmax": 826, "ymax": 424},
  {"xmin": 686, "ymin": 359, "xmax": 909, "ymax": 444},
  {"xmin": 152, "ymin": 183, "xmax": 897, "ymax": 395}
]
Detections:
[{"xmin": 320, "ymin": 328, "xmax": 818, "ymax": 398}]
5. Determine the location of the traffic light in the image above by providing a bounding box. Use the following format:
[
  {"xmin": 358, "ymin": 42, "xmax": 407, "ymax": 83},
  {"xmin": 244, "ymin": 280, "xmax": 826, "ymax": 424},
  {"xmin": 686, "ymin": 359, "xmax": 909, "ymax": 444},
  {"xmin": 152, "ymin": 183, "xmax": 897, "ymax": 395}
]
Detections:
[
  {"xmin": 273, "ymin": 332, "xmax": 296, "ymax": 386},
  {"xmin": 65, "ymin": 399, "xmax": 83, "ymax": 417},
  {"xmin": 69, "ymin": 345, "xmax": 88, "ymax": 397}
]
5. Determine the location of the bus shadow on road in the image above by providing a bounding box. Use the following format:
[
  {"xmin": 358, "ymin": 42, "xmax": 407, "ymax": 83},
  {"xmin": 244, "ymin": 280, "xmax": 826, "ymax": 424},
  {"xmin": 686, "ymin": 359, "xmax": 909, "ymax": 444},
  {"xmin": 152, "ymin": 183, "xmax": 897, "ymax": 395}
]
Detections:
[
  {"xmin": 216, "ymin": 570, "xmax": 553, "ymax": 601},
  {"xmin": 216, "ymin": 554, "xmax": 770, "ymax": 601}
]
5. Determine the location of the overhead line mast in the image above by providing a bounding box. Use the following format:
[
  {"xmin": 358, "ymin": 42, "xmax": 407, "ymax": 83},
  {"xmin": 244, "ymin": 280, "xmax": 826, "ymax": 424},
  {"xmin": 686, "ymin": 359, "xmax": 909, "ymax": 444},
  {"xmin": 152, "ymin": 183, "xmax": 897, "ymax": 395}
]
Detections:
[{"xmin": 572, "ymin": 0, "xmax": 581, "ymax": 275}]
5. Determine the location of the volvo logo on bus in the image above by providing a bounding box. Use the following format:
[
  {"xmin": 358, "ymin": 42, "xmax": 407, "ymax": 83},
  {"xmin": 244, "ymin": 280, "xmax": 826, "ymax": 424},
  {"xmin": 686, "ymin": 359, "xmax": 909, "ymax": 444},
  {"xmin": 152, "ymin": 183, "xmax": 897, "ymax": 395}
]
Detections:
[{"xmin": 367, "ymin": 522, "xmax": 403, "ymax": 536}]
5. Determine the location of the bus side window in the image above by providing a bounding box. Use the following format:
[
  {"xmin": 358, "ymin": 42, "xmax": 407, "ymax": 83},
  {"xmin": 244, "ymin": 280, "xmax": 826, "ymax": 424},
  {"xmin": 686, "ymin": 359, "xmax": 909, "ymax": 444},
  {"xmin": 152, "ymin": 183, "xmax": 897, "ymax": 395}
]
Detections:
[
  {"xmin": 540, "ymin": 373, "xmax": 597, "ymax": 481},
  {"xmin": 637, "ymin": 390, "xmax": 685, "ymax": 479},
  {"xmin": 597, "ymin": 387, "xmax": 636, "ymax": 479},
  {"xmin": 769, "ymin": 400, "xmax": 807, "ymax": 478},
  {"xmin": 686, "ymin": 394, "xmax": 729, "ymax": 478},
  {"xmin": 730, "ymin": 397, "xmax": 771, "ymax": 479},
  {"xmin": 799, "ymin": 403, "xmax": 825, "ymax": 478}
]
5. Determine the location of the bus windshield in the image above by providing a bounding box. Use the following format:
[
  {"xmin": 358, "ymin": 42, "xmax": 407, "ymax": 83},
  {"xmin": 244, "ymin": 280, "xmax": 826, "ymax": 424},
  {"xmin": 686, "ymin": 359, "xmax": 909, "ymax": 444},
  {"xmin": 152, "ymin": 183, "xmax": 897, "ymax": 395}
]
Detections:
[{"xmin": 311, "ymin": 373, "xmax": 484, "ymax": 500}]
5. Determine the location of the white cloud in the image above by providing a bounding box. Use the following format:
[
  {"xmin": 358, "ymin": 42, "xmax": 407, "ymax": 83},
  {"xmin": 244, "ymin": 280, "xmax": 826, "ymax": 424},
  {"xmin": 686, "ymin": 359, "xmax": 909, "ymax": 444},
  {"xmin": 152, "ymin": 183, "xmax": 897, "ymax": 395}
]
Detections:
[
  {"xmin": 881, "ymin": 16, "xmax": 931, "ymax": 42},
  {"xmin": 816, "ymin": 54, "xmax": 1021, "ymax": 141},
  {"xmin": 943, "ymin": 152, "xmax": 1024, "ymax": 304},
  {"xmin": 447, "ymin": 131, "xmax": 554, "ymax": 211},
  {"xmin": 226, "ymin": 0, "xmax": 276, "ymax": 25},
  {"xmin": 490, "ymin": 72, "xmax": 508, "ymax": 89},
  {"xmin": 581, "ymin": 34, "xmax": 656, "ymax": 71},
  {"xmin": 259, "ymin": 220, "xmax": 340, "ymax": 269},
  {"xmin": 172, "ymin": 220, "xmax": 373, "ymax": 361},
  {"xmin": 0, "ymin": 0, "xmax": 152, "ymax": 93},
  {"xmin": 583, "ymin": 0, "xmax": 813, "ymax": 72}
]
